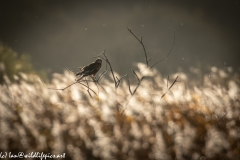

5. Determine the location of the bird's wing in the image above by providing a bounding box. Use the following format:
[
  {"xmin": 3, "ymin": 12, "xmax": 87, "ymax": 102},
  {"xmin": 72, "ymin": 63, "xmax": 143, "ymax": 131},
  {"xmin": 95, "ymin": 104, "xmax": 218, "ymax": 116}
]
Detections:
[
  {"xmin": 77, "ymin": 62, "xmax": 94, "ymax": 74},
  {"xmin": 82, "ymin": 62, "xmax": 97, "ymax": 74}
]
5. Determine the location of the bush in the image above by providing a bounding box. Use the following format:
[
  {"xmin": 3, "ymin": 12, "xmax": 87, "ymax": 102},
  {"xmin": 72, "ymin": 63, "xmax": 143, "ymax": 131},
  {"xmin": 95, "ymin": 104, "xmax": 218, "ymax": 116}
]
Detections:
[
  {"xmin": 0, "ymin": 63, "xmax": 239, "ymax": 160},
  {"xmin": 0, "ymin": 43, "xmax": 47, "ymax": 84}
]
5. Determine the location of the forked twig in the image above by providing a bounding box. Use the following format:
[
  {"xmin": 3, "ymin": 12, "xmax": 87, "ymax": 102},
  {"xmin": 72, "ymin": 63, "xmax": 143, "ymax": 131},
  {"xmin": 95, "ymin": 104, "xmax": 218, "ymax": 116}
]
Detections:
[
  {"xmin": 102, "ymin": 51, "xmax": 117, "ymax": 87},
  {"xmin": 99, "ymin": 50, "xmax": 127, "ymax": 88},
  {"xmin": 161, "ymin": 76, "xmax": 179, "ymax": 98},
  {"xmin": 127, "ymin": 28, "xmax": 177, "ymax": 97},
  {"xmin": 45, "ymin": 28, "xmax": 177, "ymax": 102},
  {"xmin": 43, "ymin": 58, "xmax": 109, "ymax": 96},
  {"xmin": 43, "ymin": 79, "xmax": 97, "ymax": 96},
  {"xmin": 78, "ymin": 82, "xmax": 97, "ymax": 96},
  {"xmin": 127, "ymin": 76, "xmax": 133, "ymax": 95},
  {"xmin": 128, "ymin": 28, "xmax": 149, "ymax": 66},
  {"xmin": 127, "ymin": 70, "xmax": 145, "ymax": 96},
  {"xmin": 128, "ymin": 28, "xmax": 175, "ymax": 69},
  {"xmin": 116, "ymin": 74, "xmax": 128, "ymax": 88}
]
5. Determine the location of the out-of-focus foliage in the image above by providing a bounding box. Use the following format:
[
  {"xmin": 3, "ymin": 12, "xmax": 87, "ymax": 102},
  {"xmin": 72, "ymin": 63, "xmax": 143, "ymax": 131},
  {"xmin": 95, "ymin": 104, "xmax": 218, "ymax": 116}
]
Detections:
[
  {"xmin": 0, "ymin": 63, "xmax": 239, "ymax": 160},
  {"xmin": 0, "ymin": 43, "xmax": 47, "ymax": 84}
]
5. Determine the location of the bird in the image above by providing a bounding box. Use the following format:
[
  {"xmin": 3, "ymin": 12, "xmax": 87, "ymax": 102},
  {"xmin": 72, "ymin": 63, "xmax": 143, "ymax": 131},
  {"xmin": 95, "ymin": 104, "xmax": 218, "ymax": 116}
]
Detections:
[{"xmin": 76, "ymin": 58, "xmax": 102, "ymax": 81}]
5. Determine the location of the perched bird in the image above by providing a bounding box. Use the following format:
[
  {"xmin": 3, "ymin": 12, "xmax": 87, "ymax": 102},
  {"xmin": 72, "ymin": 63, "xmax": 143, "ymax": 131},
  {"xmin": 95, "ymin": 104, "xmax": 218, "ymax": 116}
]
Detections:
[{"xmin": 76, "ymin": 58, "xmax": 102, "ymax": 81}]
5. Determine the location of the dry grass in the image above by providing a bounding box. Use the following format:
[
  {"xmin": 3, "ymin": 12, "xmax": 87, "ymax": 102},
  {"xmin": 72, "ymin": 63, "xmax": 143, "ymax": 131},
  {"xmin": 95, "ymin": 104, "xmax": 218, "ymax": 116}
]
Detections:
[{"xmin": 0, "ymin": 64, "xmax": 239, "ymax": 160}]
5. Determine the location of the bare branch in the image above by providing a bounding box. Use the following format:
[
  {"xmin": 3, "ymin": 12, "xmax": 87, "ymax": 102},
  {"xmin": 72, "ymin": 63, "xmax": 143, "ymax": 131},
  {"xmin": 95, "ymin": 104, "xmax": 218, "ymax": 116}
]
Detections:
[
  {"xmin": 161, "ymin": 76, "xmax": 179, "ymax": 98},
  {"xmin": 44, "ymin": 79, "xmax": 98, "ymax": 97},
  {"xmin": 47, "ymin": 81, "xmax": 79, "ymax": 91},
  {"xmin": 118, "ymin": 74, "xmax": 128, "ymax": 82},
  {"xmin": 127, "ymin": 29, "xmax": 176, "ymax": 97},
  {"xmin": 116, "ymin": 74, "xmax": 128, "ymax": 88},
  {"xmin": 161, "ymin": 93, "xmax": 166, "ymax": 99},
  {"xmin": 128, "ymin": 28, "xmax": 149, "ymax": 66},
  {"xmin": 78, "ymin": 82, "xmax": 97, "ymax": 96},
  {"xmin": 42, "ymin": 72, "xmax": 99, "ymax": 97},
  {"xmin": 127, "ymin": 75, "xmax": 133, "ymax": 95},
  {"xmin": 216, "ymin": 111, "xmax": 228, "ymax": 124},
  {"xmin": 132, "ymin": 78, "xmax": 144, "ymax": 95},
  {"xmin": 150, "ymin": 30, "xmax": 175, "ymax": 69},
  {"xmin": 132, "ymin": 69, "xmax": 140, "ymax": 82},
  {"xmin": 167, "ymin": 75, "xmax": 169, "ymax": 89},
  {"xmin": 131, "ymin": 69, "xmax": 142, "ymax": 95},
  {"xmin": 40, "ymin": 74, "xmax": 77, "ymax": 91},
  {"xmin": 101, "ymin": 51, "xmax": 117, "ymax": 87},
  {"xmin": 96, "ymin": 60, "xmax": 109, "ymax": 82},
  {"xmin": 168, "ymin": 75, "xmax": 178, "ymax": 90},
  {"xmin": 100, "ymin": 50, "xmax": 127, "ymax": 88},
  {"xmin": 76, "ymin": 75, "xmax": 107, "ymax": 93},
  {"xmin": 116, "ymin": 76, "xmax": 120, "ymax": 82},
  {"xmin": 84, "ymin": 77, "xmax": 93, "ymax": 98},
  {"xmin": 126, "ymin": 69, "xmax": 145, "ymax": 96}
]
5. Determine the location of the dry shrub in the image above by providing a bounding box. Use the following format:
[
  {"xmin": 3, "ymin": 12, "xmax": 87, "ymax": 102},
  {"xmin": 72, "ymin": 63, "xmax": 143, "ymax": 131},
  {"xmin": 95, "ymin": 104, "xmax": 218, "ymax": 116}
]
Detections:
[{"xmin": 0, "ymin": 64, "xmax": 239, "ymax": 160}]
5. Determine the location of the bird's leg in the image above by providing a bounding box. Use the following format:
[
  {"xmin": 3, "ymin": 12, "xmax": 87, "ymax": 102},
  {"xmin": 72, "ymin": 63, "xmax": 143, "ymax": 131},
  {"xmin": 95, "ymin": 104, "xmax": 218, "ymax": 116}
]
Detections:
[{"xmin": 91, "ymin": 75, "xmax": 97, "ymax": 82}]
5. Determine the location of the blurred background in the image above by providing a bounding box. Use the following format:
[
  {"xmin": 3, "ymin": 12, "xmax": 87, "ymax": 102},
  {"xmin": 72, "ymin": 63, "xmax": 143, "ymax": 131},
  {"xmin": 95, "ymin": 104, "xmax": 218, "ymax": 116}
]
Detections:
[
  {"xmin": 1, "ymin": 1, "xmax": 240, "ymax": 159},
  {"xmin": 1, "ymin": 0, "xmax": 240, "ymax": 77}
]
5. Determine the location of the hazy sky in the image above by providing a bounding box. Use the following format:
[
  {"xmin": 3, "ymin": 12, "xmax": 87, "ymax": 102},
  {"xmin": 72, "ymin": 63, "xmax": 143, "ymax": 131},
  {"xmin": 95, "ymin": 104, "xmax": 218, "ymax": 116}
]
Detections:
[{"xmin": 1, "ymin": 0, "xmax": 240, "ymax": 75}]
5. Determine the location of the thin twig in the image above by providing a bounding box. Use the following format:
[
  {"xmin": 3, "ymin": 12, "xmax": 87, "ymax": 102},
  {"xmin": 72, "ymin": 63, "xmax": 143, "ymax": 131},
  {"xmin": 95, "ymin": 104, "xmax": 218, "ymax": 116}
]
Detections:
[
  {"xmin": 128, "ymin": 28, "xmax": 149, "ymax": 66},
  {"xmin": 150, "ymin": 30, "xmax": 175, "ymax": 69},
  {"xmin": 168, "ymin": 76, "xmax": 178, "ymax": 90},
  {"xmin": 84, "ymin": 77, "xmax": 92, "ymax": 98},
  {"xmin": 127, "ymin": 28, "xmax": 176, "ymax": 97},
  {"xmin": 132, "ymin": 69, "xmax": 140, "ymax": 82},
  {"xmin": 75, "ymin": 76, "xmax": 106, "ymax": 93},
  {"xmin": 45, "ymin": 79, "xmax": 97, "ymax": 96},
  {"xmin": 132, "ymin": 78, "xmax": 144, "ymax": 95},
  {"xmin": 127, "ymin": 69, "xmax": 144, "ymax": 96},
  {"xmin": 132, "ymin": 69, "xmax": 142, "ymax": 95},
  {"xmin": 116, "ymin": 74, "xmax": 128, "ymax": 88},
  {"xmin": 47, "ymin": 53, "xmax": 109, "ymax": 96},
  {"xmin": 167, "ymin": 75, "xmax": 169, "ymax": 88},
  {"xmin": 127, "ymin": 75, "xmax": 133, "ymax": 95},
  {"xmin": 161, "ymin": 76, "xmax": 179, "ymax": 98},
  {"xmin": 216, "ymin": 111, "xmax": 228, "ymax": 124},
  {"xmin": 100, "ymin": 50, "xmax": 127, "ymax": 88},
  {"xmin": 42, "ymin": 72, "xmax": 98, "ymax": 96},
  {"xmin": 78, "ymin": 82, "xmax": 97, "ymax": 96},
  {"xmin": 96, "ymin": 59, "xmax": 109, "ymax": 82},
  {"xmin": 47, "ymin": 81, "xmax": 78, "ymax": 91},
  {"xmin": 102, "ymin": 51, "xmax": 117, "ymax": 87}
]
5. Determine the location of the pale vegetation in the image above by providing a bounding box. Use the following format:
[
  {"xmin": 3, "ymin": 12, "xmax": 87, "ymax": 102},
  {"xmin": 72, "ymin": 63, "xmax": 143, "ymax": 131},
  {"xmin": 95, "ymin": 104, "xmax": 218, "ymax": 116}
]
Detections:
[{"xmin": 1, "ymin": 62, "xmax": 239, "ymax": 160}]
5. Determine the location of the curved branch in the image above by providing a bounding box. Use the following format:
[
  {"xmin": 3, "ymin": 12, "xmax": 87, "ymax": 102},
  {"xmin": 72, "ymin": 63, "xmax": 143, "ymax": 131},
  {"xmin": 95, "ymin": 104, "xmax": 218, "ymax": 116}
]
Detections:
[
  {"xmin": 150, "ymin": 30, "xmax": 175, "ymax": 69},
  {"xmin": 128, "ymin": 28, "xmax": 149, "ymax": 66}
]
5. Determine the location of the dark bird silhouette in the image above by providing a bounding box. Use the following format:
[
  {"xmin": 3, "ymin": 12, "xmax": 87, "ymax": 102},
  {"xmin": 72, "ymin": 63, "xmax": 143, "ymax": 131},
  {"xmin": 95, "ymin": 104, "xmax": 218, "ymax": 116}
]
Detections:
[{"xmin": 76, "ymin": 58, "xmax": 102, "ymax": 81}]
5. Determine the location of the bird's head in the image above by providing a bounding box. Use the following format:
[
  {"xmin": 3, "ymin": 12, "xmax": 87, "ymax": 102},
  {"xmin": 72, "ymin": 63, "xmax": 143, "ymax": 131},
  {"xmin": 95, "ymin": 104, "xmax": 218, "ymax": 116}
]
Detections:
[{"xmin": 95, "ymin": 58, "xmax": 102, "ymax": 64}]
